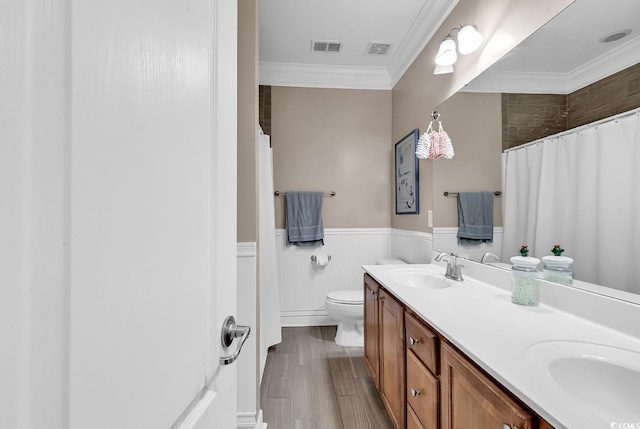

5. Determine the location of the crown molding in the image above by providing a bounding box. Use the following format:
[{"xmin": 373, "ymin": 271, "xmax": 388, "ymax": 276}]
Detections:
[
  {"xmin": 459, "ymin": 70, "xmax": 569, "ymax": 94},
  {"xmin": 387, "ymin": 0, "xmax": 459, "ymax": 88},
  {"xmin": 462, "ymin": 36, "xmax": 640, "ymax": 94},
  {"xmin": 566, "ymin": 36, "xmax": 640, "ymax": 93},
  {"xmin": 259, "ymin": 62, "xmax": 392, "ymax": 90}
]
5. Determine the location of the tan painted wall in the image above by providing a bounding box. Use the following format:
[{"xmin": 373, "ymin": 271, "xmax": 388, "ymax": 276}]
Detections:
[
  {"xmin": 432, "ymin": 92, "xmax": 503, "ymax": 227},
  {"xmin": 271, "ymin": 87, "xmax": 392, "ymax": 229},
  {"xmin": 237, "ymin": 0, "xmax": 258, "ymax": 242},
  {"xmin": 392, "ymin": 0, "xmax": 575, "ymax": 232}
]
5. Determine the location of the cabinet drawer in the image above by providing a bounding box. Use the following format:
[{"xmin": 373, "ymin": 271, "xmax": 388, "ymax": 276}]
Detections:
[
  {"xmin": 407, "ymin": 349, "xmax": 439, "ymax": 429},
  {"xmin": 406, "ymin": 311, "xmax": 439, "ymax": 374}
]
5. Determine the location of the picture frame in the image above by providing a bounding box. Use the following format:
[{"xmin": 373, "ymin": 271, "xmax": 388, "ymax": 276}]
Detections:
[{"xmin": 395, "ymin": 129, "xmax": 420, "ymax": 214}]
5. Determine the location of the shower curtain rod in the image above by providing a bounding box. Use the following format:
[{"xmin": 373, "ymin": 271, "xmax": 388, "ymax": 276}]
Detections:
[
  {"xmin": 504, "ymin": 107, "xmax": 640, "ymax": 153},
  {"xmin": 444, "ymin": 191, "xmax": 501, "ymax": 197},
  {"xmin": 274, "ymin": 190, "xmax": 336, "ymax": 197}
]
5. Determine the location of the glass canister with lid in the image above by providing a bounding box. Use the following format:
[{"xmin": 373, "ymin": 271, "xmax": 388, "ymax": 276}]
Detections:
[
  {"xmin": 541, "ymin": 255, "xmax": 574, "ymax": 285},
  {"xmin": 510, "ymin": 256, "xmax": 541, "ymax": 306}
]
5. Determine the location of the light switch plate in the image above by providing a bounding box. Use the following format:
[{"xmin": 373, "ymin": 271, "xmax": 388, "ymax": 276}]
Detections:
[{"xmin": 428, "ymin": 210, "xmax": 433, "ymax": 227}]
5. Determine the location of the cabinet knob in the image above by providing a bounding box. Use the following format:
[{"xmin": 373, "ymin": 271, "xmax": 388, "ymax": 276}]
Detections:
[
  {"xmin": 370, "ymin": 289, "xmax": 376, "ymax": 295},
  {"xmin": 409, "ymin": 337, "xmax": 419, "ymax": 346},
  {"xmin": 502, "ymin": 425, "xmax": 519, "ymax": 429},
  {"xmin": 410, "ymin": 388, "xmax": 420, "ymax": 397}
]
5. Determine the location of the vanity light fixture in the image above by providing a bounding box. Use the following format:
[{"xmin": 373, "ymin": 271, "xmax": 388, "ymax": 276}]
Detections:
[
  {"xmin": 435, "ymin": 37, "xmax": 457, "ymax": 66},
  {"xmin": 434, "ymin": 24, "xmax": 483, "ymax": 72},
  {"xmin": 457, "ymin": 24, "xmax": 483, "ymax": 54},
  {"xmin": 433, "ymin": 64, "xmax": 454, "ymax": 75}
]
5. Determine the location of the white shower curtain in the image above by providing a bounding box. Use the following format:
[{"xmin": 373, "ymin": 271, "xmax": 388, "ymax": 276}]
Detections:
[
  {"xmin": 502, "ymin": 108, "xmax": 640, "ymax": 294},
  {"xmin": 258, "ymin": 128, "xmax": 282, "ymax": 378}
]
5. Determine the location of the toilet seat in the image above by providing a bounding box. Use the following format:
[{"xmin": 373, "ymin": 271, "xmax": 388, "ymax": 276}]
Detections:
[{"xmin": 326, "ymin": 290, "xmax": 363, "ymax": 305}]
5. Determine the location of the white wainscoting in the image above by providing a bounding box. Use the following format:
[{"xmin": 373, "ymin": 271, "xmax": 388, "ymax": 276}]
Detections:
[
  {"xmin": 275, "ymin": 228, "xmax": 435, "ymax": 327},
  {"xmin": 276, "ymin": 228, "xmax": 391, "ymax": 326},
  {"xmin": 390, "ymin": 228, "xmax": 433, "ymax": 264},
  {"xmin": 236, "ymin": 243, "xmax": 264, "ymax": 429},
  {"xmin": 432, "ymin": 227, "xmax": 503, "ymax": 262}
]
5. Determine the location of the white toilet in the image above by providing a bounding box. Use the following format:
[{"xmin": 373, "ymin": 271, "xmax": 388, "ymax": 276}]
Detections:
[{"xmin": 325, "ymin": 258, "xmax": 405, "ymax": 347}]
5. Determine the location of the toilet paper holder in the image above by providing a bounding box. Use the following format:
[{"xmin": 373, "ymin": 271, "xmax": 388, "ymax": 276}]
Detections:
[{"xmin": 311, "ymin": 255, "xmax": 331, "ymax": 262}]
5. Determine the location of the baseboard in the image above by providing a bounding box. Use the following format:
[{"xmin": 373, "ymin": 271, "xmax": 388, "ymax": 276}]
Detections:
[
  {"xmin": 237, "ymin": 410, "xmax": 265, "ymax": 429},
  {"xmin": 280, "ymin": 309, "xmax": 336, "ymax": 327}
]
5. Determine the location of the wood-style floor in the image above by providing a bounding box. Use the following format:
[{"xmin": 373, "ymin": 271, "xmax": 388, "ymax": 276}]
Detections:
[{"xmin": 260, "ymin": 326, "xmax": 394, "ymax": 429}]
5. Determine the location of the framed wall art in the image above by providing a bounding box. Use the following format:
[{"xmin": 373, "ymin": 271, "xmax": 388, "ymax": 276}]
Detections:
[{"xmin": 395, "ymin": 129, "xmax": 419, "ymax": 214}]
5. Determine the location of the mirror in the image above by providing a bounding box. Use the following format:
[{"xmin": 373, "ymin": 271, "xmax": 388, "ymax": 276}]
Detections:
[{"xmin": 432, "ymin": 0, "xmax": 640, "ymax": 298}]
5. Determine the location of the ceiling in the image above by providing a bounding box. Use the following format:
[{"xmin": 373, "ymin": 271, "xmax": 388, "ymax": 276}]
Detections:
[
  {"xmin": 259, "ymin": 0, "xmax": 640, "ymax": 93},
  {"xmin": 258, "ymin": 0, "xmax": 457, "ymax": 89}
]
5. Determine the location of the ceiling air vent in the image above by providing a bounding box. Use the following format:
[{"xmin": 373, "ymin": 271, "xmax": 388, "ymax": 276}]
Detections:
[
  {"xmin": 311, "ymin": 40, "xmax": 343, "ymax": 53},
  {"xmin": 366, "ymin": 42, "xmax": 393, "ymax": 56}
]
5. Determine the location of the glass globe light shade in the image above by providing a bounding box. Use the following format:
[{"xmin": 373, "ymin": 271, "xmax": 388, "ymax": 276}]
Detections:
[
  {"xmin": 457, "ymin": 25, "xmax": 483, "ymax": 54},
  {"xmin": 433, "ymin": 64, "xmax": 454, "ymax": 75},
  {"xmin": 435, "ymin": 38, "xmax": 457, "ymax": 66}
]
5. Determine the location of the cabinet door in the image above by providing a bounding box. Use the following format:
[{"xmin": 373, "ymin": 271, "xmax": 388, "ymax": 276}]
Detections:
[
  {"xmin": 407, "ymin": 405, "xmax": 426, "ymax": 429},
  {"xmin": 364, "ymin": 274, "xmax": 380, "ymax": 388},
  {"xmin": 441, "ymin": 343, "xmax": 534, "ymax": 429},
  {"xmin": 379, "ymin": 288, "xmax": 406, "ymax": 429}
]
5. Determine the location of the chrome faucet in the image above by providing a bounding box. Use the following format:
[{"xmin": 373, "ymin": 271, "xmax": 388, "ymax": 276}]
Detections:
[
  {"xmin": 481, "ymin": 252, "xmax": 500, "ymax": 263},
  {"xmin": 435, "ymin": 252, "xmax": 464, "ymax": 282}
]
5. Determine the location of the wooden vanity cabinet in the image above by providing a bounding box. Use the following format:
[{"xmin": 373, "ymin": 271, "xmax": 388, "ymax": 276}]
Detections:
[
  {"xmin": 440, "ymin": 342, "xmax": 534, "ymax": 429},
  {"xmin": 364, "ymin": 274, "xmax": 551, "ymax": 429},
  {"xmin": 364, "ymin": 274, "xmax": 380, "ymax": 388},
  {"xmin": 364, "ymin": 274, "xmax": 405, "ymax": 429},
  {"xmin": 378, "ymin": 287, "xmax": 406, "ymax": 429}
]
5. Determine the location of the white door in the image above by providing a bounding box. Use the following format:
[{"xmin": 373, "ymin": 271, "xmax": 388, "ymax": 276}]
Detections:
[
  {"xmin": 69, "ymin": 0, "xmax": 239, "ymax": 428},
  {"xmin": 1, "ymin": 0, "xmax": 239, "ymax": 428}
]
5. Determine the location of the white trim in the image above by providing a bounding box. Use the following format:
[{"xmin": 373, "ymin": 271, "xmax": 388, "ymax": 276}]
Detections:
[
  {"xmin": 461, "ymin": 70, "xmax": 570, "ymax": 94},
  {"xmin": 176, "ymin": 391, "xmax": 217, "ymax": 429},
  {"xmin": 237, "ymin": 410, "xmax": 265, "ymax": 429},
  {"xmin": 463, "ymin": 35, "xmax": 640, "ymax": 94},
  {"xmin": 276, "ymin": 227, "xmax": 391, "ymax": 236},
  {"xmin": 237, "ymin": 242, "xmax": 257, "ymax": 258},
  {"xmin": 433, "ymin": 227, "xmax": 503, "ymax": 234},
  {"xmin": 390, "ymin": 228, "xmax": 432, "ymax": 240},
  {"xmin": 280, "ymin": 310, "xmax": 335, "ymax": 327},
  {"xmin": 259, "ymin": 62, "xmax": 391, "ymax": 90}
]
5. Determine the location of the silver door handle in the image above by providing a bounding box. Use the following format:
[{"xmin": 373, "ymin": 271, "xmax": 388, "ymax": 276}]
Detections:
[{"xmin": 220, "ymin": 316, "xmax": 251, "ymax": 365}]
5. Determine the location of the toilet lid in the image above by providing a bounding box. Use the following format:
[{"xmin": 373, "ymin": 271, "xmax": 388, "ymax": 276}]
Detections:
[{"xmin": 326, "ymin": 290, "xmax": 363, "ymax": 305}]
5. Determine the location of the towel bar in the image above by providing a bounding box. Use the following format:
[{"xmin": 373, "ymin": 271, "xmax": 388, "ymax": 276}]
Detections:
[
  {"xmin": 444, "ymin": 191, "xmax": 502, "ymax": 197},
  {"xmin": 274, "ymin": 191, "xmax": 336, "ymax": 197}
]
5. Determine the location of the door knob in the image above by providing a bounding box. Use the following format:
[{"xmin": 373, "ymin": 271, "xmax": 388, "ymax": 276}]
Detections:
[{"xmin": 220, "ymin": 316, "xmax": 251, "ymax": 365}]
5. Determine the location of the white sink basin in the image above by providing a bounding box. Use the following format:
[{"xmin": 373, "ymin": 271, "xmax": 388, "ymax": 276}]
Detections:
[
  {"xmin": 526, "ymin": 341, "xmax": 640, "ymax": 422},
  {"xmin": 385, "ymin": 268, "xmax": 452, "ymax": 289}
]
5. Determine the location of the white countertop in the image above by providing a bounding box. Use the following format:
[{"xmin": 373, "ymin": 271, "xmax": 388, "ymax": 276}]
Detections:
[{"xmin": 362, "ymin": 263, "xmax": 640, "ymax": 429}]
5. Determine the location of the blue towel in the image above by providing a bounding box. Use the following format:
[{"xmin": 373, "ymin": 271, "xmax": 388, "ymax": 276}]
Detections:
[
  {"xmin": 457, "ymin": 192, "xmax": 494, "ymax": 245},
  {"xmin": 286, "ymin": 192, "xmax": 324, "ymax": 247}
]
